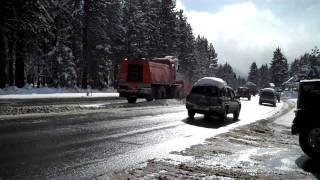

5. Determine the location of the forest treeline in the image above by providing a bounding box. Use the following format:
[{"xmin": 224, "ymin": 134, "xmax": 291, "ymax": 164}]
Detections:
[
  {"xmin": 248, "ymin": 46, "xmax": 320, "ymax": 89},
  {"xmin": 1, "ymin": 0, "xmax": 245, "ymax": 89}
]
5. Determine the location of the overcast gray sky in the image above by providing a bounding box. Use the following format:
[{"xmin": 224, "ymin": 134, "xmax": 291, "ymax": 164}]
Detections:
[{"xmin": 176, "ymin": 0, "xmax": 320, "ymax": 75}]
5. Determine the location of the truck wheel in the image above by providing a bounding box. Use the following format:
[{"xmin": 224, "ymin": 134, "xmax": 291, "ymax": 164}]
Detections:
[
  {"xmin": 146, "ymin": 97, "xmax": 153, "ymax": 102},
  {"xmin": 299, "ymin": 127, "xmax": 320, "ymax": 159},
  {"xmin": 174, "ymin": 88, "xmax": 181, "ymax": 99},
  {"xmin": 259, "ymin": 100, "xmax": 262, "ymax": 105},
  {"xmin": 159, "ymin": 87, "xmax": 166, "ymax": 99},
  {"xmin": 127, "ymin": 97, "xmax": 137, "ymax": 103},
  {"xmin": 248, "ymin": 96, "xmax": 251, "ymax": 101},
  {"xmin": 188, "ymin": 110, "xmax": 195, "ymax": 118}
]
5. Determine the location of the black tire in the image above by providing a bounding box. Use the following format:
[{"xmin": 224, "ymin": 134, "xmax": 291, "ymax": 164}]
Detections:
[
  {"xmin": 188, "ymin": 110, "xmax": 195, "ymax": 118},
  {"xmin": 127, "ymin": 97, "xmax": 137, "ymax": 103},
  {"xmin": 160, "ymin": 87, "xmax": 166, "ymax": 99},
  {"xmin": 299, "ymin": 127, "xmax": 320, "ymax": 159},
  {"xmin": 248, "ymin": 96, "xmax": 251, "ymax": 100},
  {"xmin": 156, "ymin": 87, "xmax": 166, "ymax": 99},
  {"xmin": 273, "ymin": 102, "xmax": 276, "ymax": 107},
  {"xmin": 220, "ymin": 108, "xmax": 227, "ymax": 122},
  {"xmin": 175, "ymin": 89, "xmax": 181, "ymax": 99},
  {"xmin": 146, "ymin": 97, "xmax": 153, "ymax": 102},
  {"xmin": 259, "ymin": 100, "xmax": 262, "ymax": 105},
  {"xmin": 154, "ymin": 88, "xmax": 161, "ymax": 100},
  {"xmin": 233, "ymin": 108, "xmax": 240, "ymax": 120}
]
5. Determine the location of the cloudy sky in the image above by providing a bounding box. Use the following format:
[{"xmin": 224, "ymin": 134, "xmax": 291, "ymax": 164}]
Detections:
[{"xmin": 176, "ymin": 0, "xmax": 320, "ymax": 76}]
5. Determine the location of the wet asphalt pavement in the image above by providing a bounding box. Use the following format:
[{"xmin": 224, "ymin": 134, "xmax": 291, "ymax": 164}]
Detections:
[
  {"xmin": 0, "ymin": 100, "xmax": 203, "ymax": 179},
  {"xmin": 0, "ymin": 97, "xmax": 310, "ymax": 179}
]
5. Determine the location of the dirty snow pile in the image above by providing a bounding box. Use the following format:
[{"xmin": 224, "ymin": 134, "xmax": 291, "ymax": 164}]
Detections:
[{"xmin": 0, "ymin": 85, "xmax": 118, "ymax": 99}]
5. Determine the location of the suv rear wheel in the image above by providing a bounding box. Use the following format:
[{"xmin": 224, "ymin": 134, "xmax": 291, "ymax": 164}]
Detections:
[
  {"xmin": 220, "ymin": 108, "xmax": 227, "ymax": 122},
  {"xmin": 233, "ymin": 108, "xmax": 240, "ymax": 120},
  {"xmin": 188, "ymin": 110, "xmax": 195, "ymax": 118}
]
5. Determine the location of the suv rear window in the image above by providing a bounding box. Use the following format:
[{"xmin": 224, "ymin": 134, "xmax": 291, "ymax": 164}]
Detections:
[
  {"xmin": 190, "ymin": 86, "xmax": 219, "ymax": 96},
  {"xmin": 261, "ymin": 91, "xmax": 274, "ymax": 97},
  {"xmin": 238, "ymin": 88, "xmax": 248, "ymax": 92},
  {"xmin": 299, "ymin": 82, "xmax": 320, "ymax": 109}
]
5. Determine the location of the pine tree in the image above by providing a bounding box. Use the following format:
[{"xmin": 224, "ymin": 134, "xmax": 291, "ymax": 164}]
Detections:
[
  {"xmin": 158, "ymin": 0, "xmax": 177, "ymax": 56},
  {"xmin": 248, "ymin": 62, "xmax": 258, "ymax": 85},
  {"xmin": 195, "ymin": 36, "xmax": 211, "ymax": 79},
  {"xmin": 258, "ymin": 64, "xmax": 270, "ymax": 88},
  {"xmin": 176, "ymin": 10, "xmax": 197, "ymax": 80},
  {"xmin": 270, "ymin": 47, "xmax": 289, "ymax": 87},
  {"xmin": 216, "ymin": 63, "xmax": 236, "ymax": 88}
]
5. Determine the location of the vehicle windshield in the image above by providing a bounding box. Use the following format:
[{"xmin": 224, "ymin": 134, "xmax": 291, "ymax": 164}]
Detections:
[{"xmin": 191, "ymin": 86, "xmax": 219, "ymax": 96}]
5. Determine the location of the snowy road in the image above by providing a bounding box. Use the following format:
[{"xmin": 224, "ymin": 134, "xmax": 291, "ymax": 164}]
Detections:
[{"xmin": 0, "ymin": 96, "xmax": 290, "ymax": 179}]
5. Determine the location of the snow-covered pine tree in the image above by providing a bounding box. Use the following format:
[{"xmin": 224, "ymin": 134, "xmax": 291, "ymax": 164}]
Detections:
[
  {"xmin": 158, "ymin": 0, "xmax": 177, "ymax": 56},
  {"xmin": 222, "ymin": 63, "xmax": 236, "ymax": 88},
  {"xmin": 258, "ymin": 64, "xmax": 270, "ymax": 88},
  {"xmin": 176, "ymin": 10, "xmax": 197, "ymax": 80},
  {"xmin": 195, "ymin": 36, "xmax": 209, "ymax": 79},
  {"xmin": 270, "ymin": 47, "xmax": 289, "ymax": 87},
  {"xmin": 216, "ymin": 63, "xmax": 236, "ymax": 88},
  {"xmin": 248, "ymin": 62, "xmax": 258, "ymax": 85},
  {"xmin": 208, "ymin": 43, "xmax": 218, "ymax": 76},
  {"xmin": 290, "ymin": 59, "xmax": 300, "ymax": 77}
]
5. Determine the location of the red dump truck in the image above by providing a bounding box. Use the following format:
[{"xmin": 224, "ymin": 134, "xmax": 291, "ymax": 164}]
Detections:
[{"xmin": 117, "ymin": 56, "xmax": 190, "ymax": 103}]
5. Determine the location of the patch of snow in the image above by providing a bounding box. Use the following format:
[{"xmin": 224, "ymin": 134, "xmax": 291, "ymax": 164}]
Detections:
[
  {"xmin": 0, "ymin": 86, "xmax": 118, "ymax": 99},
  {"xmin": 194, "ymin": 77, "xmax": 227, "ymax": 88}
]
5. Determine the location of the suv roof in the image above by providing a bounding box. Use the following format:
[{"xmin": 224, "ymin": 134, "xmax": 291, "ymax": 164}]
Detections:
[
  {"xmin": 300, "ymin": 79, "xmax": 320, "ymax": 83},
  {"xmin": 261, "ymin": 88, "xmax": 275, "ymax": 93},
  {"xmin": 194, "ymin": 77, "xmax": 227, "ymax": 88}
]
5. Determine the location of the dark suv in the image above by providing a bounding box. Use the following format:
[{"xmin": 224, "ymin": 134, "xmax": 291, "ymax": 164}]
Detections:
[
  {"xmin": 259, "ymin": 88, "xmax": 277, "ymax": 107},
  {"xmin": 292, "ymin": 79, "xmax": 320, "ymax": 159},
  {"xmin": 236, "ymin": 87, "xmax": 251, "ymax": 100},
  {"xmin": 186, "ymin": 77, "xmax": 241, "ymax": 121}
]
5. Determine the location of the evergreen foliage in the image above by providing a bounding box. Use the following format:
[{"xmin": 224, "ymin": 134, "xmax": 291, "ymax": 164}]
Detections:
[
  {"xmin": 270, "ymin": 47, "xmax": 289, "ymax": 87},
  {"xmin": 1, "ymin": 0, "xmax": 236, "ymax": 89},
  {"xmin": 289, "ymin": 46, "xmax": 320, "ymax": 80},
  {"xmin": 258, "ymin": 64, "xmax": 270, "ymax": 88},
  {"xmin": 248, "ymin": 62, "xmax": 258, "ymax": 85}
]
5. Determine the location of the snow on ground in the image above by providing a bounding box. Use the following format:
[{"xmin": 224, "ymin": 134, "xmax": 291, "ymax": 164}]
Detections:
[
  {"xmin": 114, "ymin": 96, "xmax": 289, "ymax": 166},
  {"xmin": 237, "ymin": 96, "xmax": 284, "ymax": 123},
  {"xmin": 274, "ymin": 99, "xmax": 297, "ymax": 127},
  {"xmin": 0, "ymin": 86, "xmax": 119, "ymax": 99}
]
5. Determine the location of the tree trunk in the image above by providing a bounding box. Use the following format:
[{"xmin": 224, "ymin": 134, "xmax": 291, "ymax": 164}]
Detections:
[
  {"xmin": 0, "ymin": 31, "xmax": 8, "ymax": 88},
  {"xmin": 81, "ymin": 0, "xmax": 90, "ymax": 89},
  {"xmin": 8, "ymin": 38, "xmax": 16, "ymax": 86},
  {"xmin": 15, "ymin": 38, "xmax": 25, "ymax": 88}
]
